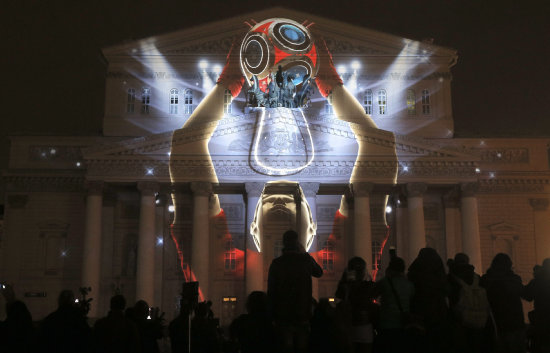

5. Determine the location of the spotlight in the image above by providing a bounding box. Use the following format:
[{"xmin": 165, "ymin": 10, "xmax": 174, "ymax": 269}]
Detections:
[
  {"xmin": 403, "ymin": 165, "xmax": 409, "ymax": 172},
  {"xmin": 385, "ymin": 206, "xmax": 392, "ymax": 213},
  {"xmin": 351, "ymin": 61, "xmax": 360, "ymax": 70},
  {"xmin": 199, "ymin": 60, "xmax": 208, "ymax": 70},
  {"xmin": 496, "ymin": 152, "xmax": 502, "ymax": 158},
  {"xmin": 337, "ymin": 65, "xmax": 347, "ymax": 74},
  {"xmin": 475, "ymin": 167, "xmax": 481, "ymax": 174},
  {"xmin": 50, "ymin": 148, "xmax": 57, "ymax": 155},
  {"xmin": 61, "ymin": 250, "xmax": 67, "ymax": 257},
  {"xmin": 146, "ymin": 168, "xmax": 154, "ymax": 176},
  {"xmin": 168, "ymin": 205, "xmax": 175, "ymax": 213},
  {"xmin": 75, "ymin": 299, "xmax": 79, "ymax": 303},
  {"xmin": 156, "ymin": 236, "xmax": 164, "ymax": 246},
  {"xmin": 76, "ymin": 162, "xmax": 81, "ymax": 167},
  {"xmin": 166, "ymin": 152, "xmax": 171, "ymax": 156},
  {"xmin": 213, "ymin": 64, "xmax": 222, "ymax": 74}
]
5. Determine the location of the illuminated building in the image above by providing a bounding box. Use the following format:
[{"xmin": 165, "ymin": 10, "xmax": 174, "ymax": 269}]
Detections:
[{"xmin": 2, "ymin": 8, "xmax": 549, "ymax": 325}]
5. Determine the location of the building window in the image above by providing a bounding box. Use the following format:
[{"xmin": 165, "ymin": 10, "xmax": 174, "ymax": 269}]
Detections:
[
  {"xmin": 406, "ymin": 89, "xmax": 416, "ymax": 115},
  {"xmin": 325, "ymin": 93, "xmax": 333, "ymax": 114},
  {"xmin": 363, "ymin": 90, "xmax": 373, "ymax": 115},
  {"xmin": 223, "ymin": 89, "xmax": 232, "ymax": 114},
  {"xmin": 377, "ymin": 89, "xmax": 387, "ymax": 115},
  {"xmin": 141, "ymin": 87, "xmax": 150, "ymax": 114},
  {"xmin": 170, "ymin": 88, "xmax": 179, "ymax": 115},
  {"xmin": 224, "ymin": 239, "xmax": 236, "ymax": 271},
  {"xmin": 127, "ymin": 88, "xmax": 135, "ymax": 113},
  {"xmin": 372, "ymin": 240, "xmax": 382, "ymax": 271},
  {"xmin": 321, "ymin": 240, "xmax": 335, "ymax": 272},
  {"xmin": 184, "ymin": 89, "xmax": 193, "ymax": 114},
  {"xmin": 422, "ymin": 89, "xmax": 431, "ymax": 115},
  {"xmin": 274, "ymin": 239, "xmax": 283, "ymax": 259}
]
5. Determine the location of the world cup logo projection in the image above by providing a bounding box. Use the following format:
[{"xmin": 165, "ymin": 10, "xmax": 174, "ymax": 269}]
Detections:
[{"xmin": 240, "ymin": 18, "xmax": 319, "ymax": 88}]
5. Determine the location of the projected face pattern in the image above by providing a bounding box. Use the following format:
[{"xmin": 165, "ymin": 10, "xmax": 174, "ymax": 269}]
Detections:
[{"xmin": 240, "ymin": 18, "xmax": 319, "ymax": 84}]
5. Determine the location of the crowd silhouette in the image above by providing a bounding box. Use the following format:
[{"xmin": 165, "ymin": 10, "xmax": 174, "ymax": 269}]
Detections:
[{"xmin": 1, "ymin": 233, "xmax": 550, "ymax": 353}]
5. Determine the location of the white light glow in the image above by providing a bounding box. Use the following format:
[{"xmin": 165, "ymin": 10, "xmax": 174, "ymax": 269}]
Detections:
[
  {"xmin": 385, "ymin": 206, "xmax": 392, "ymax": 213},
  {"xmin": 76, "ymin": 162, "xmax": 81, "ymax": 167},
  {"xmin": 351, "ymin": 61, "xmax": 361, "ymax": 70},
  {"xmin": 199, "ymin": 60, "xmax": 208, "ymax": 70},
  {"xmin": 337, "ymin": 65, "xmax": 347, "ymax": 74},
  {"xmin": 61, "ymin": 250, "xmax": 67, "ymax": 257},
  {"xmin": 213, "ymin": 64, "xmax": 222, "ymax": 74},
  {"xmin": 403, "ymin": 165, "xmax": 409, "ymax": 172},
  {"xmin": 50, "ymin": 148, "xmax": 56, "ymax": 155},
  {"xmin": 156, "ymin": 237, "xmax": 164, "ymax": 246},
  {"xmin": 155, "ymin": 199, "xmax": 160, "ymax": 205},
  {"xmin": 146, "ymin": 168, "xmax": 154, "ymax": 175},
  {"xmin": 489, "ymin": 172, "xmax": 495, "ymax": 178},
  {"xmin": 168, "ymin": 205, "xmax": 175, "ymax": 213},
  {"xmin": 75, "ymin": 299, "xmax": 79, "ymax": 303},
  {"xmin": 252, "ymin": 108, "xmax": 315, "ymax": 175},
  {"xmin": 475, "ymin": 167, "xmax": 481, "ymax": 174}
]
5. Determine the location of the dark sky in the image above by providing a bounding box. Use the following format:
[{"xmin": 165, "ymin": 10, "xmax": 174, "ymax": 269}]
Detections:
[{"xmin": 3, "ymin": 0, "xmax": 550, "ymax": 174}]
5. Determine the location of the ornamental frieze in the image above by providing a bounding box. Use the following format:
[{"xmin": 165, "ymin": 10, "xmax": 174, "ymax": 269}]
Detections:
[
  {"xmin": 478, "ymin": 178, "xmax": 549, "ymax": 193},
  {"xmin": 4, "ymin": 176, "xmax": 85, "ymax": 192},
  {"xmin": 29, "ymin": 146, "xmax": 83, "ymax": 161},
  {"xmin": 475, "ymin": 148, "xmax": 530, "ymax": 163}
]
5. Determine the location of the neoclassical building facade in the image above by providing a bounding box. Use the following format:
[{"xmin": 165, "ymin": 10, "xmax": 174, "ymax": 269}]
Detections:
[{"xmin": 2, "ymin": 8, "xmax": 550, "ymax": 324}]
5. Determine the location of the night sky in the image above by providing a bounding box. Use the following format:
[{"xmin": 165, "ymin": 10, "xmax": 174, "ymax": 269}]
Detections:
[{"xmin": 3, "ymin": 0, "xmax": 550, "ymax": 179}]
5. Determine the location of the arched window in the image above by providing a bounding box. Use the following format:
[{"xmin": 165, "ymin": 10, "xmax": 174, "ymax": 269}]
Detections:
[
  {"xmin": 169, "ymin": 88, "xmax": 179, "ymax": 115},
  {"xmin": 321, "ymin": 240, "xmax": 335, "ymax": 272},
  {"xmin": 141, "ymin": 87, "xmax": 150, "ymax": 114},
  {"xmin": 377, "ymin": 89, "xmax": 387, "ymax": 115},
  {"xmin": 224, "ymin": 239, "xmax": 236, "ymax": 272},
  {"xmin": 183, "ymin": 89, "xmax": 193, "ymax": 114},
  {"xmin": 363, "ymin": 90, "xmax": 373, "ymax": 115},
  {"xmin": 406, "ymin": 89, "xmax": 416, "ymax": 115},
  {"xmin": 325, "ymin": 93, "xmax": 333, "ymax": 114},
  {"xmin": 126, "ymin": 88, "xmax": 135, "ymax": 113},
  {"xmin": 223, "ymin": 89, "xmax": 232, "ymax": 114},
  {"xmin": 422, "ymin": 89, "xmax": 431, "ymax": 115}
]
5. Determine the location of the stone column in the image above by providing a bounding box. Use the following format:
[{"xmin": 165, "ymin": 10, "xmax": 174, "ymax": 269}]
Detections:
[
  {"xmin": 301, "ymin": 182, "xmax": 320, "ymax": 299},
  {"xmin": 460, "ymin": 183, "xmax": 482, "ymax": 271},
  {"xmin": 190, "ymin": 182, "xmax": 213, "ymax": 300},
  {"xmin": 82, "ymin": 181, "xmax": 103, "ymax": 318},
  {"xmin": 135, "ymin": 182, "xmax": 158, "ymax": 305},
  {"xmin": 529, "ymin": 198, "xmax": 550, "ymax": 263},
  {"xmin": 443, "ymin": 189, "xmax": 461, "ymax": 260},
  {"xmin": 352, "ymin": 182, "xmax": 374, "ymax": 271},
  {"xmin": 245, "ymin": 182, "xmax": 264, "ymax": 293},
  {"xmin": 395, "ymin": 198, "xmax": 408, "ymax": 265},
  {"xmin": 406, "ymin": 183, "xmax": 427, "ymax": 262}
]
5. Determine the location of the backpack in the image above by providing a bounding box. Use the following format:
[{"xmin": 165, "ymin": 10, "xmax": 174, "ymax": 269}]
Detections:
[{"xmin": 454, "ymin": 275, "xmax": 490, "ymax": 329}]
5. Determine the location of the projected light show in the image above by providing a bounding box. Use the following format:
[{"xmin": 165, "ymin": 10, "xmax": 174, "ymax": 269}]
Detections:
[{"xmin": 5, "ymin": 8, "xmax": 549, "ymax": 336}]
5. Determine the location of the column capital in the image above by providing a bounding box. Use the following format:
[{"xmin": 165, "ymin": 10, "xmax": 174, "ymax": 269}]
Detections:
[
  {"xmin": 460, "ymin": 182, "xmax": 479, "ymax": 197},
  {"xmin": 190, "ymin": 181, "xmax": 212, "ymax": 196},
  {"xmin": 405, "ymin": 182, "xmax": 427, "ymax": 198},
  {"xmin": 137, "ymin": 182, "xmax": 159, "ymax": 196},
  {"xmin": 85, "ymin": 181, "xmax": 104, "ymax": 195},
  {"xmin": 300, "ymin": 182, "xmax": 320, "ymax": 198},
  {"xmin": 529, "ymin": 198, "xmax": 549, "ymax": 211},
  {"xmin": 245, "ymin": 182, "xmax": 264, "ymax": 198},
  {"xmin": 351, "ymin": 182, "xmax": 374, "ymax": 197}
]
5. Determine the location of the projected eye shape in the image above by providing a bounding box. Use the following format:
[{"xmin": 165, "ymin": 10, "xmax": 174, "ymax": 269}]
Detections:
[
  {"xmin": 273, "ymin": 22, "xmax": 311, "ymax": 51},
  {"xmin": 242, "ymin": 34, "xmax": 269, "ymax": 75},
  {"xmin": 280, "ymin": 24, "xmax": 306, "ymax": 45}
]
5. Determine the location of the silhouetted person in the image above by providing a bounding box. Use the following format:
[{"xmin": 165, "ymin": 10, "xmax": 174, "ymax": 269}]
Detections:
[
  {"xmin": 229, "ymin": 291, "xmax": 274, "ymax": 353},
  {"xmin": 168, "ymin": 300, "xmax": 191, "ymax": 353},
  {"xmin": 480, "ymin": 253, "xmax": 525, "ymax": 353},
  {"xmin": 41, "ymin": 290, "xmax": 91, "ymax": 353},
  {"xmin": 309, "ymin": 298, "xmax": 339, "ymax": 353},
  {"xmin": 0, "ymin": 299, "xmax": 39, "ymax": 353},
  {"xmin": 374, "ymin": 257, "xmax": 415, "ymax": 353},
  {"xmin": 407, "ymin": 248, "xmax": 450, "ymax": 353},
  {"xmin": 190, "ymin": 302, "xmax": 221, "ymax": 353},
  {"xmin": 267, "ymin": 230, "xmax": 323, "ymax": 353},
  {"xmin": 93, "ymin": 295, "xmax": 140, "ymax": 353},
  {"xmin": 522, "ymin": 258, "xmax": 550, "ymax": 353},
  {"xmin": 447, "ymin": 253, "xmax": 488, "ymax": 353},
  {"xmin": 128, "ymin": 300, "xmax": 162, "ymax": 353},
  {"xmin": 335, "ymin": 257, "xmax": 377, "ymax": 353}
]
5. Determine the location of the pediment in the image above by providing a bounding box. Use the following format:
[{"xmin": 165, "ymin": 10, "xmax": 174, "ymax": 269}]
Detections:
[
  {"xmin": 487, "ymin": 222, "xmax": 519, "ymax": 234},
  {"xmin": 102, "ymin": 7, "xmax": 457, "ymax": 60}
]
